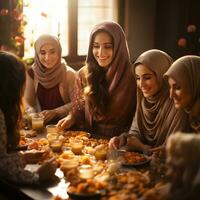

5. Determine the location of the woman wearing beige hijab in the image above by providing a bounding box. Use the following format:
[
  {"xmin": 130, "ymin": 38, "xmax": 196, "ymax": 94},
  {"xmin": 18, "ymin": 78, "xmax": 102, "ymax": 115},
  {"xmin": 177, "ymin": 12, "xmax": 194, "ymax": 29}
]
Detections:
[
  {"xmin": 57, "ymin": 21, "xmax": 137, "ymax": 137},
  {"xmin": 109, "ymin": 49, "xmax": 189, "ymax": 152},
  {"xmin": 164, "ymin": 55, "xmax": 200, "ymax": 133},
  {"xmin": 24, "ymin": 34, "xmax": 75, "ymax": 124}
]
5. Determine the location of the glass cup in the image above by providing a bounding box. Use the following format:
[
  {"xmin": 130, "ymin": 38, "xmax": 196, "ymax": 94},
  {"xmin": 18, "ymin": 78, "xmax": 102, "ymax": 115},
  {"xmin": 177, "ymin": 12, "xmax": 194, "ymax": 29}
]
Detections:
[
  {"xmin": 79, "ymin": 165, "xmax": 94, "ymax": 179},
  {"xmin": 94, "ymin": 148, "xmax": 107, "ymax": 161},
  {"xmin": 26, "ymin": 112, "xmax": 37, "ymax": 129},
  {"xmin": 46, "ymin": 125, "xmax": 58, "ymax": 134},
  {"xmin": 106, "ymin": 160, "xmax": 121, "ymax": 174},
  {"xmin": 70, "ymin": 138, "xmax": 83, "ymax": 155},
  {"xmin": 47, "ymin": 133, "xmax": 58, "ymax": 143},
  {"xmin": 49, "ymin": 138, "xmax": 63, "ymax": 152},
  {"xmin": 60, "ymin": 159, "xmax": 79, "ymax": 174},
  {"xmin": 31, "ymin": 114, "xmax": 44, "ymax": 132}
]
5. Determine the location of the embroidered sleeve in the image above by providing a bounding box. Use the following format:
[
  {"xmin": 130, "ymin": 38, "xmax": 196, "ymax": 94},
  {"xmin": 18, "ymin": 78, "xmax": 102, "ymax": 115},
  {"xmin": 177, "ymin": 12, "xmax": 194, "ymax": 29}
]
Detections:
[
  {"xmin": 71, "ymin": 73, "xmax": 86, "ymax": 126},
  {"xmin": 0, "ymin": 110, "xmax": 39, "ymax": 185}
]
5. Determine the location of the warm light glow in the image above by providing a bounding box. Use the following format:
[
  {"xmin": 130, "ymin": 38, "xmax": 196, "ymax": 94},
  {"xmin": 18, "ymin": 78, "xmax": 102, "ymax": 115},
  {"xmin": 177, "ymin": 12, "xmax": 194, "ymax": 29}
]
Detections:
[
  {"xmin": 78, "ymin": 0, "xmax": 116, "ymax": 55},
  {"xmin": 23, "ymin": 0, "xmax": 68, "ymax": 58},
  {"xmin": 23, "ymin": 0, "xmax": 117, "ymax": 58}
]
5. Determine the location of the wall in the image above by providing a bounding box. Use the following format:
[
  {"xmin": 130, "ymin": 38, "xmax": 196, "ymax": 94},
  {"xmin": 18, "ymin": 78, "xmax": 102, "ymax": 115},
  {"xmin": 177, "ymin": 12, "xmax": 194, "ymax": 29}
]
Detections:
[
  {"xmin": 125, "ymin": 0, "xmax": 200, "ymax": 61},
  {"xmin": 124, "ymin": 0, "xmax": 157, "ymax": 62},
  {"xmin": 155, "ymin": 0, "xmax": 200, "ymax": 59}
]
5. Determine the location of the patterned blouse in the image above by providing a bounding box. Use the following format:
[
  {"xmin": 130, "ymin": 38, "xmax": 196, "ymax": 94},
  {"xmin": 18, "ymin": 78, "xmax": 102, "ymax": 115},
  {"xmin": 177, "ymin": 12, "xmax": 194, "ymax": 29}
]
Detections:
[
  {"xmin": 0, "ymin": 109, "xmax": 39, "ymax": 185},
  {"xmin": 71, "ymin": 67, "xmax": 134, "ymax": 137}
]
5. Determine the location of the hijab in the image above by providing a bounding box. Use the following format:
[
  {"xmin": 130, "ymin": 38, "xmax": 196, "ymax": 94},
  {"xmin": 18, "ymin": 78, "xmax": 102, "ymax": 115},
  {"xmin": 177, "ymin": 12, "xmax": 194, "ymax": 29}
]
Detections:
[
  {"xmin": 86, "ymin": 21, "xmax": 131, "ymax": 93},
  {"xmin": 32, "ymin": 34, "xmax": 66, "ymax": 88},
  {"xmin": 164, "ymin": 55, "xmax": 200, "ymax": 132},
  {"xmin": 84, "ymin": 21, "xmax": 137, "ymax": 135},
  {"xmin": 130, "ymin": 49, "xmax": 188, "ymax": 146}
]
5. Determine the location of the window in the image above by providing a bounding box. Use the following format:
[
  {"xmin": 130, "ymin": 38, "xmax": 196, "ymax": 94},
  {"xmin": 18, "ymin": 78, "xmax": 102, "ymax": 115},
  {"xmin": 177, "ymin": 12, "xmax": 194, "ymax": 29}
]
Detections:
[
  {"xmin": 77, "ymin": 0, "xmax": 117, "ymax": 55},
  {"xmin": 23, "ymin": 0, "xmax": 68, "ymax": 57},
  {"xmin": 23, "ymin": 0, "xmax": 118, "ymax": 67}
]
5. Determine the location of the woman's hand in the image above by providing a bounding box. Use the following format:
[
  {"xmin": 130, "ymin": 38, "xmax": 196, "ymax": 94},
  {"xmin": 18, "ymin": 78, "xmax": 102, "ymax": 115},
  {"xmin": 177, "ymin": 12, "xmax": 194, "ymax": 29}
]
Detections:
[
  {"xmin": 126, "ymin": 135, "xmax": 148, "ymax": 153},
  {"xmin": 22, "ymin": 149, "xmax": 49, "ymax": 164},
  {"xmin": 149, "ymin": 145, "xmax": 166, "ymax": 158},
  {"xmin": 56, "ymin": 114, "xmax": 74, "ymax": 131},
  {"xmin": 40, "ymin": 110, "xmax": 57, "ymax": 124},
  {"xmin": 109, "ymin": 137, "xmax": 120, "ymax": 150},
  {"xmin": 109, "ymin": 134, "xmax": 127, "ymax": 150},
  {"xmin": 37, "ymin": 157, "xmax": 57, "ymax": 183}
]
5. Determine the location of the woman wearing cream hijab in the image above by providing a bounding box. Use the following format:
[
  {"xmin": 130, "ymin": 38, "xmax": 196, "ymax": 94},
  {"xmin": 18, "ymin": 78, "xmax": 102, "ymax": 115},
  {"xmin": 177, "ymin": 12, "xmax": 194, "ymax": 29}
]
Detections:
[
  {"xmin": 109, "ymin": 49, "xmax": 189, "ymax": 153},
  {"xmin": 166, "ymin": 132, "xmax": 200, "ymax": 200},
  {"xmin": 24, "ymin": 34, "xmax": 75, "ymax": 124},
  {"xmin": 164, "ymin": 55, "xmax": 200, "ymax": 132}
]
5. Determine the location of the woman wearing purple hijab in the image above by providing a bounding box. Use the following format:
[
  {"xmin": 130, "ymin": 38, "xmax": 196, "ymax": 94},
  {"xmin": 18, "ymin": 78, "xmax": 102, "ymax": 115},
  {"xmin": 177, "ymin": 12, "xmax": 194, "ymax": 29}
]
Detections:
[{"xmin": 57, "ymin": 21, "xmax": 137, "ymax": 138}]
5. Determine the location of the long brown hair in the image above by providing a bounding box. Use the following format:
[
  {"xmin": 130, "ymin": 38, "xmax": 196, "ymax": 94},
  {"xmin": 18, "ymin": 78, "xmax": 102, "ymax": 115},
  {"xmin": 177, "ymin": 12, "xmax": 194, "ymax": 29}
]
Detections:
[
  {"xmin": 85, "ymin": 30, "xmax": 113, "ymax": 116},
  {"xmin": 0, "ymin": 51, "xmax": 26, "ymax": 151},
  {"xmin": 85, "ymin": 62, "xmax": 109, "ymax": 116}
]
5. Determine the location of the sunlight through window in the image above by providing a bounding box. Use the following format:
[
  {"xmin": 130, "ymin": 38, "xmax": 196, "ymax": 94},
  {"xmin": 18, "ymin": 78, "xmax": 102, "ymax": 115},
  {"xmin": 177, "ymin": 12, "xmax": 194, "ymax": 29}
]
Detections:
[
  {"xmin": 78, "ymin": 0, "xmax": 116, "ymax": 55},
  {"xmin": 23, "ymin": 0, "xmax": 68, "ymax": 58},
  {"xmin": 23, "ymin": 0, "xmax": 117, "ymax": 59}
]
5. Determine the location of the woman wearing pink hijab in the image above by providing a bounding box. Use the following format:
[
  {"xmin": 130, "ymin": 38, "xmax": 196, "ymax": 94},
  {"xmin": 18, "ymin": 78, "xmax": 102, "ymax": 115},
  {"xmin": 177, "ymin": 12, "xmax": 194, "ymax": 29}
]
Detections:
[
  {"xmin": 24, "ymin": 34, "xmax": 75, "ymax": 124},
  {"xmin": 57, "ymin": 21, "xmax": 137, "ymax": 138}
]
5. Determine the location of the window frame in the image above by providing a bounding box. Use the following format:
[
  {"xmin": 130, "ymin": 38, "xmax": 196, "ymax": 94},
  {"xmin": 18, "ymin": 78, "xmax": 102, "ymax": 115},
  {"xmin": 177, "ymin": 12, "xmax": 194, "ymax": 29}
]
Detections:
[
  {"xmin": 22, "ymin": 0, "xmax": 124, "ymax": 69},
  {"xmin": 65, "ymin": 0, "xmax": 123, "ymax": 69}
]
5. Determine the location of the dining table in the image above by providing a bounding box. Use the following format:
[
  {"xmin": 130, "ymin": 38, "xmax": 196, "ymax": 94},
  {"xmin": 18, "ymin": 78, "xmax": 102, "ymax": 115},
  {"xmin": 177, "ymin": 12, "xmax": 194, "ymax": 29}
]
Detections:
[{"xmin": 1, "ymin": 128, "xmax": 170, "ymax": 200}]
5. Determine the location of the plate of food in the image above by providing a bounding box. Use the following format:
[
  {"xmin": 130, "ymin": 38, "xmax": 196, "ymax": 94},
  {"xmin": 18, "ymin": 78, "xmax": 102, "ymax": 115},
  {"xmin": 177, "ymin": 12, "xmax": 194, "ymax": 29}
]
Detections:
[
  {"xmin": 67, "ymin": 190, "xmax": 102, "ymax": 200},
  {"xmin": 121, "ymin": 151, "xmax": 151, "ymax": 167},
  {"xmin": 67, "ymin": 180, "xmax": 106, "ymax": 200},
  {"xmin": 64, "ymin": 131, "xmax": 91, "ymax": 138}
]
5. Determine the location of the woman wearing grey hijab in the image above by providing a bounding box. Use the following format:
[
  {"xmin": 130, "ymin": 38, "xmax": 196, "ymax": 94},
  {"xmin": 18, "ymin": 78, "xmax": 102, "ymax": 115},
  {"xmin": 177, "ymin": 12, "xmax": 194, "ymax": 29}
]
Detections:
[
  {"xmin": 166, "ymin": 132, "xmax": 200, "ymax": 200},
  {"xmin": 164, "ymin": 55, "xmax": 200, "ymax": 133},
  {"xmin": 109, "ymin": 49, "xmax": 189, "ymax": 153}
]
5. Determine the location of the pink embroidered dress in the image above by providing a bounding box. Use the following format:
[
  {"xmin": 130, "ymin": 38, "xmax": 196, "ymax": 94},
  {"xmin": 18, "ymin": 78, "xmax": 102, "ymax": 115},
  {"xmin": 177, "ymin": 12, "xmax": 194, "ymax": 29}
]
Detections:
[{"xmin": 71, "ymin": 22, "xmax": 137, "ymax": 138}]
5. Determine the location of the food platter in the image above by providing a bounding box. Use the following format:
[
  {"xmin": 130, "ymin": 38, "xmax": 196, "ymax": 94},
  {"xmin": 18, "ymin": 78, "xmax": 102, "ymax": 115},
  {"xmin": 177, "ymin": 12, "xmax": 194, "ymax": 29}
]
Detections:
[
  {"xmin": 67, "ymin": 190, "xmax": 102, "ymax": 200},
  {"xmin": 67, "ymin": 179, "xmax": 106, "ymax": 200},
  {"xmin": 121, "ymin": 151, "xmax": 151, "ymax": 167}
]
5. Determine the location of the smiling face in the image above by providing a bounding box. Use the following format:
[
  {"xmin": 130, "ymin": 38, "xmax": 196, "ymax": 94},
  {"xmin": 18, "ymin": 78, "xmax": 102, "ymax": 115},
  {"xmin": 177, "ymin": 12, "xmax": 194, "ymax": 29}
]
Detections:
[
  {"xmin": 38, "ymin": 43, "xmax": 59, "ymax": 69},
  {"xmin": 135, "ymin": 64, "xmax": 159, "ymax": 98},
  {"xmin": 92, "ymin": 31, "xmax": 113, "ymax": 68},
  {"xmin": 168, "ymin": 77, "xmax": 192, "ymax": 109}
]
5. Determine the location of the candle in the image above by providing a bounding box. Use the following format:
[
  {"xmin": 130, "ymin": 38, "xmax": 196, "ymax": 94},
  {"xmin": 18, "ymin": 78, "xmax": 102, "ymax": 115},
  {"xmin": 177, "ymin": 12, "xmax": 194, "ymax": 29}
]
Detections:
[
  {"xmin": 79, "ymin": 165, "xmax": 94, "ymax": 179},
  {"xmin": 57, "ymin": 21, "xmax": 60, "ymax": 38}
]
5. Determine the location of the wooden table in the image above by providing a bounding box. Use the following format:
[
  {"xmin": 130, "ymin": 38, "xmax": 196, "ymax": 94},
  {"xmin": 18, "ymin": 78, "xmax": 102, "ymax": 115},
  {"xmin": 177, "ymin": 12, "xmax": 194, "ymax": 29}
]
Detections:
[{"xmin": 2, "ymin": 129, "xmax": 168, "ymax": 200}]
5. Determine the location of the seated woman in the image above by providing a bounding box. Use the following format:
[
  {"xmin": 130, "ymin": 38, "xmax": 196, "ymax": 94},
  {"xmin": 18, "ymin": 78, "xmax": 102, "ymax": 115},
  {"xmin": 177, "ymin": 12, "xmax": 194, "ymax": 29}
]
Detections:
[
  {"xmin": 0, "ymin": 51, "xmax": 56, "ymax": 185},
  {"xmin": 166, "ymin": 132, "xmax": 200, "ymax": 200},
  {"xmin": 24, "ymin": 34, "xmax": 75, "ymax": 124},
  {"xmin": 109, "ymin": 49, "xmax": 189, "ymax": 153},
  {"xmin": 164, "ymin": 55, "xmax": 200, "ymax": 132},
  {"xmin": 57, "ymin": 21, "xmax": 137, "ymax": 138}
]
